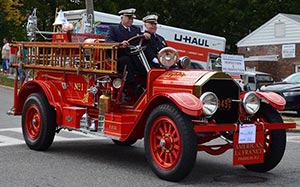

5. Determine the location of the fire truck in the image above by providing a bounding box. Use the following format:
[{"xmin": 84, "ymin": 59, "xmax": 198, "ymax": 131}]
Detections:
[{"xmin": 7, "ymin": 9, "xmax": 296, "ymax": 182}]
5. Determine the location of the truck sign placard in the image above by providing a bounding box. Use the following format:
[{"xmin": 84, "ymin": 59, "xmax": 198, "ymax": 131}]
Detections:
[{"xmin": 221, "ymin": 54, "xmax": 245, "ymax": 75}]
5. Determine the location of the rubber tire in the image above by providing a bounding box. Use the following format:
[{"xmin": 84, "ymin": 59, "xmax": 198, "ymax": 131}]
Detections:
[
  {"xmin": 144, "ymin": 103, "xmax": 197, "ymax": 182},
  {"xmin": 243, "ymin": 103, "xmax": 286, "ymax": 172},
  {"xmin": 22, "ymin": 93, "xmax": 56, "ymax": 151},
  {"xmin": 112, "ymin": 139, "xmax": 137, "ymax": 146}
]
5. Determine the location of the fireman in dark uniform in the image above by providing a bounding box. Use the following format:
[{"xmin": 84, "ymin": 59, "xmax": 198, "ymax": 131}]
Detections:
[
  {"xmin": 106, "ymin": 8, "xmax": 150, "ymax": 89},
  {"xmin": 106, "ymin": 8, "xmax": 142, "ymax": 56},
  {"xmin": 142, "ymin": 14, "xmax": 167, "ymax": 68}
]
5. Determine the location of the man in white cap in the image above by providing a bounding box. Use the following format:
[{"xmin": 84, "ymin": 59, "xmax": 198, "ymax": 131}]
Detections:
[
  {"xmin": 143, "ymin": 14, "xmax": 167, "ymax": 68},
  {"xmin": 106, "ymin": 8, "xmax": 141, "ymax": 49},
  {"xmin": 106, "ymin": 8, "xmax": 150, "ymax": 100}
]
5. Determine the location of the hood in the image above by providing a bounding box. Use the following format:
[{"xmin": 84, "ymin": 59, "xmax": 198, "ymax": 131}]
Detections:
[
  {"xmin": 151, "ymin": 69, "xmax": 233, "ymax": 97},
  {"xmin": 260, "ymin": 82, "xmax": 300, "ymax": 92},
  {"xmin": 155, "ymin": 70, "xmax": 209, "ymax": 84},
  {"xmin": 154, "ymin": 70, "xmax": 232, "ymax": 85}
]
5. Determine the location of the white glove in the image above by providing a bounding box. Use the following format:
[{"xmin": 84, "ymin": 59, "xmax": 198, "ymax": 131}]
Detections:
[{"xmin": 152, "ymin": 57, "xmax": 159, "ymax": 64}]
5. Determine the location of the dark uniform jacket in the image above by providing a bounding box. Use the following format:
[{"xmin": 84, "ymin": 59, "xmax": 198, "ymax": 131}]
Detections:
[
  {"xmin": 144, "ymin": 33, "xmax": 167, "ymax": 67},
  {"xmin": 106, "ymin": 23, "xmax": 142, "ymax": 57}
]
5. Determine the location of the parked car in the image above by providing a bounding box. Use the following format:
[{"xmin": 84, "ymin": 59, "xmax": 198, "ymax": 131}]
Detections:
[{"xmin": 260, "ymin": 72, "xmax": 300, "ymax": 115}]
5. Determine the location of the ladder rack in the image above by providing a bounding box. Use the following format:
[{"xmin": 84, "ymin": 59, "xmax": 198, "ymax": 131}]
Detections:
[{"xmin": 12, "ymin": 41, "xmax": 119, "ymax": 74}]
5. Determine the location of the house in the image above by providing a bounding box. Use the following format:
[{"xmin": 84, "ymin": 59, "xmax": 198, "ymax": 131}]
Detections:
[{"xmin": 237, "ymin": 13, "xmax": 300, "ymax": 81}]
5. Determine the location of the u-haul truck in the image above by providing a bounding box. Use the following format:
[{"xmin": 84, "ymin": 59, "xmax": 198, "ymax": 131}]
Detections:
[{"xmin": 64, "ymin": 9, "xmax": 226, "ymax": 70}]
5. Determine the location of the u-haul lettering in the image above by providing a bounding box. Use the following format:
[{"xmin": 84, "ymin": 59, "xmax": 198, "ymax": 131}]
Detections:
[{"xmin": 174, "ymin": 34, "xmax": 209, "ymax": 47}]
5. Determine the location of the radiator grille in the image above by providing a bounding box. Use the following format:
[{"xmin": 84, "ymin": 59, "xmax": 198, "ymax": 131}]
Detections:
[{"xmin": 202, "ymin": 79, "xmax": 240, "ymax": 123}]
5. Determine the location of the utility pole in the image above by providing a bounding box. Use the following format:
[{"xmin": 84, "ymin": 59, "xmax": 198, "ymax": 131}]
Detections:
[{"xmin": 85, "ymin": 0, "xmax": 94, "ymax": 33}]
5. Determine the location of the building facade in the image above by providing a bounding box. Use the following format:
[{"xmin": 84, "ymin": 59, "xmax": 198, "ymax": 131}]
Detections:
[{"xmin": 237, "ymin": 13, "xmax": 300, "ymax": 81}]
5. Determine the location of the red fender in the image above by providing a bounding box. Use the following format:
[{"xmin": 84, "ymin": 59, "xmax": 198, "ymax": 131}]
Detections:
[
  {"xmin": 16, "ymin": 80, "xmax": 65, "ymax": 125},
  {"xmin": 161, "ymin": 92, "xmax": 203, "ymax": 116},
  {"xmin": 255, "ymin": 91, "xmax": 286, "ymax": 111},
  {"xmin": 240, "ymin": 91, "xmax": 286, "ymax": 111}
]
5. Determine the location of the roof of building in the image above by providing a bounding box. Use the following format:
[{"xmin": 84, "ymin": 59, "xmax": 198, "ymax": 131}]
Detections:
[
  {"xmin": 282, "ymin": 13, "xmax": 300, "ymax": 23},
  {"xmin": 237, "ymin": 13, "xmax": 300, "ymax": 47}
]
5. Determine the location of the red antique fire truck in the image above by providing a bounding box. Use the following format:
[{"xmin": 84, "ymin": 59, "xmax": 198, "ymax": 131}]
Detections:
[{"xmin": 7, "ymin": 11, "xmax": 296, "ymax": 181}]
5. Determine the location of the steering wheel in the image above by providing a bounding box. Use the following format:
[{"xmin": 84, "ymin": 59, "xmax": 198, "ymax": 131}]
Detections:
[{"xmin": 124, "ymin": 35, "xmax": 149, "ymax": 55}]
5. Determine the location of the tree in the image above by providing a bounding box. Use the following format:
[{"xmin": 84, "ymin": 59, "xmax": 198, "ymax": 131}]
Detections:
[
  {"xmin": 0, "ymin": 0, "xmax": 26, "ymax": 42},
  {"xmin": 3, "ymin": 0, "xmax": 300, "ymax": 53}
]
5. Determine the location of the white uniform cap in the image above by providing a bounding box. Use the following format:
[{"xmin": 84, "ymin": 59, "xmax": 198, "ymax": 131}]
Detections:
[
  {"xmin": 118, "ymin": 8, "xmax": 136, "ymax": 18},
  {"xmin": 142, "ymin": 15, "xmax": 158, "ymax": 23}
]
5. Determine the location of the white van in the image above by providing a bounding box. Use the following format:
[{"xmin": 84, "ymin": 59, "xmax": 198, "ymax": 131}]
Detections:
[{"xmin": 242, "ymin": 71, "xmax": 274, "ymax": 91}]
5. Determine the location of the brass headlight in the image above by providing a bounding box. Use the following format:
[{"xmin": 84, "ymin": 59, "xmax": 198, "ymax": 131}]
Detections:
[
  {"xmin": 157, "ymin": 47, "xmax": 179, "ymax": 68},
  {"xmin": 243, "ymin": 91, "xmax": 260, "ymax": 115}
]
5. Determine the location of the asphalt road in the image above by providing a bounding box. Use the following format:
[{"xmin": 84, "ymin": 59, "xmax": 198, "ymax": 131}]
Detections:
[{"xmin": 1, "ymin": 85, "xmax": 300, "ymax": 187}]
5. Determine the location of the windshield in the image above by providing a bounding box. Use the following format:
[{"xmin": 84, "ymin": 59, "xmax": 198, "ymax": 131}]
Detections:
[
  {"xmin": 283, "ymin": 72, "xmax": 300, "ymax": 83},
  {"xmin": 256, "ymin": 74, "xmax": 273, "ymax": 81}
]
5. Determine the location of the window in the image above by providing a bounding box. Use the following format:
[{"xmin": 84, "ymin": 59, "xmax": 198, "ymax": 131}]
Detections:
[
  {"xmin": 248, "ymin": 77, "xmax": 255, "ymax": 83},
  {"xmin": 295, "ymin": 64, "xmax": 300, "ymax": 72},
  {"xmin": 275, "ymin": 22, "xmax": 285, "ymax": 37}
]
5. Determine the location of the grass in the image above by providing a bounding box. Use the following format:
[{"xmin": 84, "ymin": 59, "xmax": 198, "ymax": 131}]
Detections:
[{"xmin": 0, "ymin": 74, "xmax": 16, "ymax": 87}]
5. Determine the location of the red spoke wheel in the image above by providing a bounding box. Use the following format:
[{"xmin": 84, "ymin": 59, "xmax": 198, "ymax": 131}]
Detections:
[
  {"xmin": 150, "ymin": 117, "xmax": 181, "ymax": 170},
  {"xmin": 243, "ymin": 103, "xmax": 286, "ymax": 172},
  {"xmin": 22, "ymin": 93, "xmax": 57, "ymax": 150},
  {"xmin": 145, "ymin": 104, "xmax": 197, "ymax": 181},
  {"xmin": 25, "ymin": 105, "xmax": 42, "ymax": 140}
]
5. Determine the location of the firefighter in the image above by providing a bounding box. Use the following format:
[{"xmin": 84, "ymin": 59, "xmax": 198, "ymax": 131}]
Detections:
[
  {"xmin": 106, "ymin": 8, "xmax": 150, "ymax": 98},
  {"xmin": 143, "ymin": 14, "xmax": 167, "ymax": 68}
]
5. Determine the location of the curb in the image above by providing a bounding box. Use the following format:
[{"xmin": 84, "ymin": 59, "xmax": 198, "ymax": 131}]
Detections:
[
  {"xmin": 0, "ymin": 85, "xmax": 14, "ymax": 90},
  {"xmin": 286, "ymin": 124, "xmax": 300, "ymax": 133}
]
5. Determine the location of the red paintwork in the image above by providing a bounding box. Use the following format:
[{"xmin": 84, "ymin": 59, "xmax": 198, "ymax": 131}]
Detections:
[
  {"xmin": 233, "ymin": 125, "xmax": 265, "ymax": 165},
  {"xmin": 25, "ymin": 104, "xmax": 41, "ymax": 140},
  {"xmin": 152, "ymin": 69, "xmax": 209, "ymax": 87},
  {"xmin": 104, "ymin": 112, "xmax": 137, "ymax": 139},
  {"xmin": 52, "ymin": 33, "xmax": 106, "ymax": 42},
  {"xmin": 62, "ymin": 107, "xmax": 86, "ymax": 128},
  {"xmin": 256, "ymin": 91, "xmax": 286, "ymax": 110},
  {"xmin": 149, "ymin": 116, "xmax": 181, "ymax": 170},
  {"xmin": 159, "ymin": 92, "xmax": 203, "ymax": 116}
]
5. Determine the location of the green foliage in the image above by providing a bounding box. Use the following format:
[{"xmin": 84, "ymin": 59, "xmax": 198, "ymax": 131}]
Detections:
[
  {"xmin": 0, "ymin": 74, "xmax": 16, "ymax": 88},
  {"xmin": 2, "ymin": 0, "xmax": 300, "ymax": 53},
  {"xmin": 0, "ymin": 0, "xmax": 26, "ymax": 42},
  {"xmin": 1, "ymin": 0, "xmax": 25, "ymax": 25}
]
